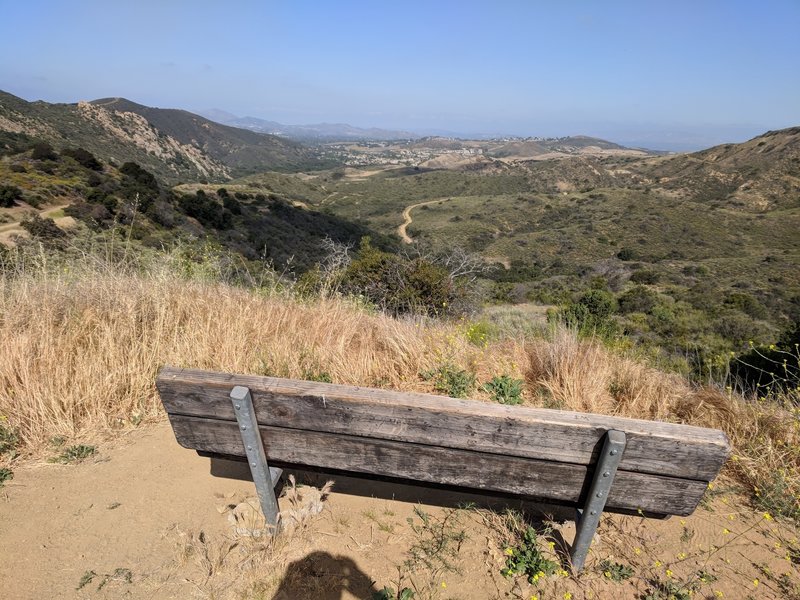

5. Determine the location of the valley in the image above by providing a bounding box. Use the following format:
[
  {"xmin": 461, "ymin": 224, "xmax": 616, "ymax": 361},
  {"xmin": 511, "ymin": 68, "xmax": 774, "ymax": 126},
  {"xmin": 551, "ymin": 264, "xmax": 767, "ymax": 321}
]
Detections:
[
  {"xmin": 2, "ymin": 92, "xmax": 798, "ymax": 380},
  {"xmin": 1, "ymin": 94, "xmax": 799, "ymax": 600}
]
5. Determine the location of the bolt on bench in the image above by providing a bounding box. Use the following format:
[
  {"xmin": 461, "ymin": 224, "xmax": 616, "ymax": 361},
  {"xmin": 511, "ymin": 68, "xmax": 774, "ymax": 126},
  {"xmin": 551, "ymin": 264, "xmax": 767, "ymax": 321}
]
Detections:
[{"xmin": 156, "ymin": 366, "xmax": 730, "ymax": 571}]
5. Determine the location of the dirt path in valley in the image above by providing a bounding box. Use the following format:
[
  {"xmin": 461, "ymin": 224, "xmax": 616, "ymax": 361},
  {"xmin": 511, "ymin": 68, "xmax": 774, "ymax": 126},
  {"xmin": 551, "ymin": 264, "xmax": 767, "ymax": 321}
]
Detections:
[{"xmin": 397, "ymin": 198, "xmax": 453, "ymax": 244}]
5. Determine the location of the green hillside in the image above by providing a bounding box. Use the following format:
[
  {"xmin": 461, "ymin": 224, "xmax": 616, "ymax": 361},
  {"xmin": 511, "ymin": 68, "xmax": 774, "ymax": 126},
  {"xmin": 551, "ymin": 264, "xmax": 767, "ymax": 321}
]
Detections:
[{"xmin": 223, "ymin": 128, "xmax": 800, "ymax": 378}]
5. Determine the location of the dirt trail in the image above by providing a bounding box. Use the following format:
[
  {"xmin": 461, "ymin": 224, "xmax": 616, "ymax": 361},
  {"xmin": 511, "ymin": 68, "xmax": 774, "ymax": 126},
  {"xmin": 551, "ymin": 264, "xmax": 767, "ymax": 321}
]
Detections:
[
  {"xmin": 397, "ymin": 198, "xmax": 453, "ymax": 244},
  {"xmin": 0, "ymin": 203, "xmax": 75, "ymax": 245},
  {"xmin": 0, "ymin": 421, "xmax": 796, "ymax": 599},
  {"xmin": 0, "ymin": 203, "xmax": 71, "ymax": 233}
]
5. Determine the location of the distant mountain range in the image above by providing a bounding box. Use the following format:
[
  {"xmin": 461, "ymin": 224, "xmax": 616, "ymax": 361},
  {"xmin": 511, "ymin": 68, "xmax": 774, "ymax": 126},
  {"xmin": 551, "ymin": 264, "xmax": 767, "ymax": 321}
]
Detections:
[
  {"xmin": 0, "ymin": 91, "xmax": 329, "ymax": 183},
  {"xmin": 196, "ymin": 109, "xmax": 420, "ymax": 141}
]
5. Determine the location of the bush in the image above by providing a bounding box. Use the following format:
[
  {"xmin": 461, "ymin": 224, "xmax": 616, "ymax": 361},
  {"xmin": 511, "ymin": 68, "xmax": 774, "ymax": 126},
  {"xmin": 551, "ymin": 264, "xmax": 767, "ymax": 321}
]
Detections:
[
  {"xmin": 340, "ymin": 238, "xmax": 469, "ymax": 316},
  {"xmin": 483, "ymin": 375, "xmax": 523, "ymax": 405},
  {"xmin": 731, "ymin": 320, "xmax": 800, "ymax": 393},
  {"xmin": 0, "ymin": 184, "xmax": 23, "ymax": 207},
  {"xmin": 559, "ymin": 289, "xmax": 618, "ymax": 337},
  {"xmin": 618, "ymin": 285, "xmax": 659, "ymax": 314},
  {"xmin": 61, "ymin": 147, "xmax": 102, "ymax": 170},
  {"xmin": 724, "ymin": 292, "xmax": 768, "ymax": 320},
  {"xmin": 119, "ymin": 162, "xmax": 159, "ymax": 211},
  {"xmin": 31, "ymin": 142, "xmax": 56, "ymax": 161},
  {"xmin": 222, "ymin": 194, "xmax": 242, "ymax": 215},
  {"xmin": 630, "ymin": 269, "xmax": 660, "ymax": 284},
  {"xmin": 423, "ymin": 364, "xmax": 475, "ymax": 398},
  {"xmin": 178, "ymin": 190, "xmax": 232, "ymax": 230}
]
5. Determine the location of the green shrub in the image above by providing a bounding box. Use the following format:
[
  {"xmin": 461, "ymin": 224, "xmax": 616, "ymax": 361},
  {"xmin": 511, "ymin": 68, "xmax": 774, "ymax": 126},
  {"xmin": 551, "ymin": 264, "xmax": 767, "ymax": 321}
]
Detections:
[
  {"xmin": 50, "ymin": 444, "xmax": 96, "ymax": 464},
  {"xmin": 599, "ymin": 559, "xmax": 634, "ymax": 582},
  {"xmin": 0, "ymin": 467, "xmax": 12, "ymax": 487},
  {"xmin": 483, "ymin": 375, "xmax": 523, "ymax": 405},
  {"xmin": 630, "ymin": 269, "xmax": 660, "ymax": 284},
  {"xmin": 724, "ymin": 292, "xmax": 768, "ymax": 320},
  {"xmin": 0, "ymin": 184, "xmax": 23, "ymax": 208},
  {"xmin": 179, "ymin": 190, "xmax": 232, "ymax": 229},
  {"xmin": 465, "ymin": 321, "xmax": 492, "ymax": 347},
  {"xmin": 559, "ymin": 289, "xmax": 619, "ymax": 338},
  {"xmin": 618, "ymin": 285, "xmax": 659, "ymax": 314},
  {"xmin": 61, "ymin": 147, "xmax": 102, "ymax": 171},
  {"xmin": 340, "ymin": 238, "xmax": 470, "ymax": 317},
  {"xmin": 423, "ymin": 364, "xmax": 475, "ymax": 398},
  {"xmin": 500, "ymin": 526, "xmax": 558, "ymax": 583},
  {"xmin": 31, "ymin": 142, "xmax": 56, "ymax": 161}
]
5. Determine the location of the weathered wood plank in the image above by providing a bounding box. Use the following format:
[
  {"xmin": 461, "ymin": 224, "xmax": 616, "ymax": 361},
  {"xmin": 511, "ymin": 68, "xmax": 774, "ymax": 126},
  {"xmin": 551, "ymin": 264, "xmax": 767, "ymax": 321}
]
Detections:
[
  {"xmin": 157, "ymin": 366, "xmax": 730, "ymax": 480},
  {"xmin": 168, "ymin": 414, "xmax": 708, "ymax": 516}
]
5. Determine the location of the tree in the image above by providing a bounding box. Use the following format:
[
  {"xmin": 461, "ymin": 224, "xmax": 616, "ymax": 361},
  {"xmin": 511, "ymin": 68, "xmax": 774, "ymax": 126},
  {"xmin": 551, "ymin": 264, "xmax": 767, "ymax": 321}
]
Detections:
[
  {"xmin": 31, "ymin": 142, "xmax": 56, "ymax": 161},
  {"xmin": 0, "ymin": 185, "xmax": 22, "ymax": 208},
  {"xmin": 61, "ymin": 147, "xmax": 102, "ymax": 170}
]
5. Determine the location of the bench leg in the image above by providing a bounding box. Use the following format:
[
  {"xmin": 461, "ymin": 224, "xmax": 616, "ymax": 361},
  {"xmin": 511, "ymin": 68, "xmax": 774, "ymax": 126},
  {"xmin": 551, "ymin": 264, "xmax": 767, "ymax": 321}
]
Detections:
[
  {"xmin": 230, "ymin": 385, "xmax": 282, "ymax": 534},
  {"xmin": 571, "ymin": 429, "xmax": 627, "ymax": 572}
]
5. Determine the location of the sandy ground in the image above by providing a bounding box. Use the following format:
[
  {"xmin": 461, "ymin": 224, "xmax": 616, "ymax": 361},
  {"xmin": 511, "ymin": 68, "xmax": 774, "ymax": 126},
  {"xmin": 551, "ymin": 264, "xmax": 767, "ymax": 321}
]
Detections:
[{"xmin": 1, "ymin": 422, "xmax": 798, "ymax": 600}]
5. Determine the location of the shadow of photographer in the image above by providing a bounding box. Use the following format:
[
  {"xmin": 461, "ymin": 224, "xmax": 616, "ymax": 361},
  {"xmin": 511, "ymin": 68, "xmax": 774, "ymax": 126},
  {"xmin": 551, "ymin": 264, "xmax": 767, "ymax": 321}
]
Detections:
[{"xmin": 271, "ymin": 551, "xmax": 379, "ymax": 600}]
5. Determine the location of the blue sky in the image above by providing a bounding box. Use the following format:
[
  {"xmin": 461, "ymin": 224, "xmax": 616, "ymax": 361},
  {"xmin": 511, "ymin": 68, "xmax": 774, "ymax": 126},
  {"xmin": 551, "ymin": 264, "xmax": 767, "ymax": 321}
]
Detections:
[{"xmin": 1, "ymin": 0, "xmax": 798, "ymax": 150}]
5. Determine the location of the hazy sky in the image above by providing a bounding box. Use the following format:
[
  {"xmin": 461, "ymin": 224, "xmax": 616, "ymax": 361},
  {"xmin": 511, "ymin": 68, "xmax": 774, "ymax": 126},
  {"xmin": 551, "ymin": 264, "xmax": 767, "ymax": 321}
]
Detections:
[{"xmin": 1, "ymin": 0, "xmax": 798, "ymax": 150}]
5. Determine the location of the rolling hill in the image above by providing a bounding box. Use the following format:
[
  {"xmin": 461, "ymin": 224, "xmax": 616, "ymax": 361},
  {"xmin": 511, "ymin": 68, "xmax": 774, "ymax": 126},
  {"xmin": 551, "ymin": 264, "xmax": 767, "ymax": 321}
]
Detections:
[{"xmin": 0, "ymin": 91, "xmax": 328, "ymax": 183}]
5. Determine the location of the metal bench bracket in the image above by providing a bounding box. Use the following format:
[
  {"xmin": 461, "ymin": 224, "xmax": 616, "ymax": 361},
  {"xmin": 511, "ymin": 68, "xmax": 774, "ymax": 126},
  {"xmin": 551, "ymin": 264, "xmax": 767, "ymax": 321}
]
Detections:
[
  {"xmin": 571, "ymin": 429, "xmax": 627, "ymax": 572},
  {"xmin": 230, "ymin": 385, "xmax": 281, "ymax": 533}
]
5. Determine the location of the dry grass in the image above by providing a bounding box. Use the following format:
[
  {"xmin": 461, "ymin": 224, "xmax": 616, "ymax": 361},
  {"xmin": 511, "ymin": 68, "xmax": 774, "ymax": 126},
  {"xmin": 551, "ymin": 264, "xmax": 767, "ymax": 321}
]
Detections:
[
  {"xmin": 1, "ymin": 244, "xmax": 798, "ymax": 521},
  {"xmin": 0, "ymin": 245, "xmax": 526, "ymax": 454}
]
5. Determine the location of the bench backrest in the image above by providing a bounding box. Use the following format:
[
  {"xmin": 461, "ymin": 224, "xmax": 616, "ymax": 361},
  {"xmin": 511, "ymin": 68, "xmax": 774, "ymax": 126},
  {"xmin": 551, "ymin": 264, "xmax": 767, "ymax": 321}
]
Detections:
[{"xmin": 157, "ymin": 366, "xmax": 730, "ymax": 517}]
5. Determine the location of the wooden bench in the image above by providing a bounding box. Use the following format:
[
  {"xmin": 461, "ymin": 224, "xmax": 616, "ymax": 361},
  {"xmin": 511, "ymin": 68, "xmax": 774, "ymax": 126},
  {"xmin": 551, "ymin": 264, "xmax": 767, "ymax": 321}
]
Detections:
[{"xmin": 156, "ymin": 366, "xmax": 730, "ymax": 571}]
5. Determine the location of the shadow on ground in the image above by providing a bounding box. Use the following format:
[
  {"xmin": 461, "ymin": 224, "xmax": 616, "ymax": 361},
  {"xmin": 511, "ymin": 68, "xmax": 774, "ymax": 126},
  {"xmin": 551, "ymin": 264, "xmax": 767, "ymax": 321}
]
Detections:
[{"xmin": 270, "ymin": 551, "xmax": 379, "ymax": 600}]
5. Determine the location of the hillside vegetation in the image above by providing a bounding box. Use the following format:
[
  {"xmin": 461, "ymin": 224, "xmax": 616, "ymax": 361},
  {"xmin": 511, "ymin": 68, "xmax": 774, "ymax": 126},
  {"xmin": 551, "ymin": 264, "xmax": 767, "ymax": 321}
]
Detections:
[
  {"xmin": 0, "ymin": 139, "xmax": 391, "ymax": 272},
  {"xmin": 0, "ymin": 91, "xmax": 329, "ymax": 183},
  {"xmin": 228, "ymin": 128, "xmax": 800, "ymax": 381}
]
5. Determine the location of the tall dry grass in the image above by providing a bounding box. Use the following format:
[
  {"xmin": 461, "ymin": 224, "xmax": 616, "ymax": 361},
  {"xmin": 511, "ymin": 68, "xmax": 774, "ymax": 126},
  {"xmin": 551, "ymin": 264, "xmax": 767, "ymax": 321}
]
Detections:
[
  {"xmin": 1, "ymin": 244, "xmax": 797, "ymax": 519},
  {"xmin": 0, "ymin": 245, "xmax": 526, "ymax": 452}
]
